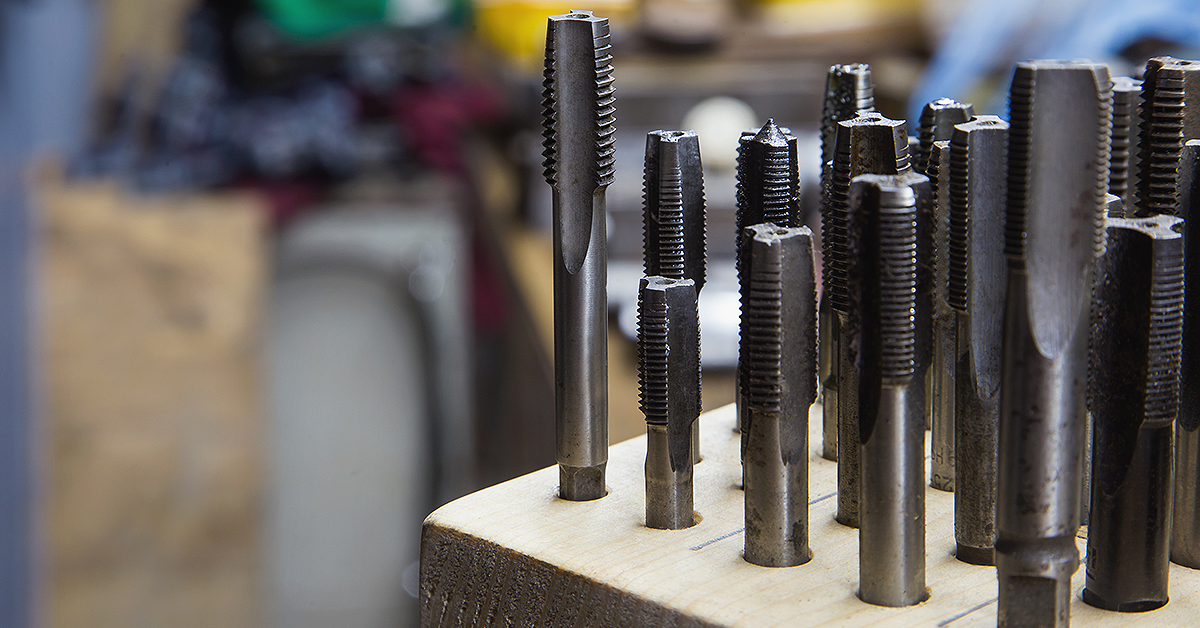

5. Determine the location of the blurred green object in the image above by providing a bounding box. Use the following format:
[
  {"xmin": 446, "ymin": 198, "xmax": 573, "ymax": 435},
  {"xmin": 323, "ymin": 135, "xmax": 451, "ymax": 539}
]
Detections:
[{"xmin": 258, "ymin": 0, "xmax": 387, "ymax": 38}]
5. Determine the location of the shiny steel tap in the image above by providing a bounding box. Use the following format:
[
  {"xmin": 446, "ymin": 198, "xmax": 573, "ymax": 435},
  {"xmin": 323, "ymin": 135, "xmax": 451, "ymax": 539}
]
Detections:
[
  {"xmin": 542, "ymin": 11, "xmax": 615, "ymax": 501},
  {"xmin": 849, "ymin": 174, "xmax": 928, "ymax": 607},
  {"xmin": 995, "ymin": 61, "xmax": 1111, "ymax": 628}
]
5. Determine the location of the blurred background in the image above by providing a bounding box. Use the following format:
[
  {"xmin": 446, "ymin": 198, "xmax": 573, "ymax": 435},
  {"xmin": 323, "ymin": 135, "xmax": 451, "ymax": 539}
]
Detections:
[{"xmin": 1, "ymin": 0, "xmax": 1198, "ymax": 626}]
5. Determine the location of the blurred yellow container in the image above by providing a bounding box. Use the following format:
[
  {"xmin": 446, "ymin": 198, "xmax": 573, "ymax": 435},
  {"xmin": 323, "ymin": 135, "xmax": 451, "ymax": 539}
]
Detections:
[{"xmin": 473, "ymin": 0, "xmax": 635, "ymax": 68}]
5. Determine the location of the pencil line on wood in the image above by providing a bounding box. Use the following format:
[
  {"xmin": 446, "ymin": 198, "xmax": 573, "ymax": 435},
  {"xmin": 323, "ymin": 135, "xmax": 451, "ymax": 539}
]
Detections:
[{"xmin": 937, "ymin": 597, "xmax": 997, "ymax": 626}]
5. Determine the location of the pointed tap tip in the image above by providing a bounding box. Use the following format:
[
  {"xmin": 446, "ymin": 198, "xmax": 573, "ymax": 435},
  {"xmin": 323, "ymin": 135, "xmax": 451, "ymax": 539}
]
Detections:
[{"xmin": 752, "ymin": 119, "xmax": 788, "ymax": 147}]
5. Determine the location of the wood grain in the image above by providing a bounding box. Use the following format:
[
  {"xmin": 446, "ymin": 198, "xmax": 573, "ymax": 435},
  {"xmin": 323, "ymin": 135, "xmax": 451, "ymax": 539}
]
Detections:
[{"xmin": 422, "ymin": 402, "xmax": 1200, "ymax": 627}]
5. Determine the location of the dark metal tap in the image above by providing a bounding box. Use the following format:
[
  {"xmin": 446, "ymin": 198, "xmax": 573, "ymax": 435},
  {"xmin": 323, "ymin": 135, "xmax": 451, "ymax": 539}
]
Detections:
[
  {"xmin": 542, "ymin": 11, "xmax": 615, "ymax": 501},
  {"xmin": 1135, "ymin": 57, "xmax": 1200, "ymax": 218},
  {"xmin": 915, "ymin": 97, "xmax": 974, "ymax": 175},
  {"xmin": 1173, "ymin": 140, "xmax": 1200, "ymax": 568},
  {"xmin": 826, "ymin": 111, "xmax": 915, "ymax": 528},
  {"xmin": 643, "ymin": 130, "xmax": 706, "ymax": 462},
  {"xmin": 928, "ymin": 140, "xmax": 955, "ymax": 492},
  {"xmin": 948, "ymin": 116, "xmax": 1009, "ymax": 565},
  {"xmin": 1109, "ymin": 77, "xmax": 1142, "ymax": 206},
  {"xmin": 819, "ymin": 64, "xmax": 874, "ymax": 462},
  {"xmin": 643, "ymin": 130, "xmax": 706, "ymax": 291},
  {"xmin": 639, "ymin": 276, "xmax": 700, "ymax": 530},
  {"xmin": 736, "ymin": 120, "xmax": 800, "ymax": 437},
  {"xmin": 920, "ymin": 99, "xmax": 974, "ymax": 493},
  {"xmin": 995, "ymin": 61, "xmax": 1111, "ymax": 628},
  {"xmin": 849, "ymin": 174, "xmax": 928, "ymax": 607},
  {"xmin": 1084, "ymin": 215, "xmax": 1182, "ymax": 612},
  {"xmin": 741, "ymin": 224, "xmax": 816, "ymax": 567}
]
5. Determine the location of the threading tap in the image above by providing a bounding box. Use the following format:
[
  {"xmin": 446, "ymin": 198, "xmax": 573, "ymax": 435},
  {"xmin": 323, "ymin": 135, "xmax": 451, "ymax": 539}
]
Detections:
[
  {"xmin": 1173, "ymin": 140, "xmax": 1200, "ymax": 568},
  {"xmin": 818, "ymin": 63, "xmax": 873, "ymax": 462},
  {"xmin": 915, "ymin": 97, "xmax": 974, "ymax": 175},
  {"xmin": 826, "ymin": 111, "xmax": 915, "ymax": 528},
  {"xmin": 1084, "ymin": 215, "xmax": 1183, "ymax": 612},
  {"xmin": 820, "ymin": 64, "xmax": 875, "ymax": 189},
  {"xmin": 741, "ymin": 223, "xmax": 816, "ymax": 567},
  {"xmin": 920, "ymin": 99, "xmax": 974, "ymax": 473},
  {"xmin": 1110, "ymin": 77, "xmax": 1142, "ymax": 207},
  {"xmin": 736, "ymin": 120, "xmax": 800, "ymax": 436},
  {"xmin": 643, "ymin": 130, "xmax": 706, "ymax": 462},
  {"xmin": 644, "ymin": 130, "xmax": 706, "ymax": 290},
  {"xmin": 542, "ymin": 10, "xmax": 615, "ymax": 501},
  {"xmin": 948, "ymin": 116, "xmax": 1009, "ymax": 565},
  {"xmin": 1135, "ymin": 57, "xmax": 1200, "ymax": 218},
  {"xmin": 928, "ymin": 140, "xmax": 955, "ymax": 492},
  {"xmin": 849, "ymin": 175, "xmax": 928, "ymax": 607},
  {"xmin": 995, "ymin": 61, "xmax": 1111, "ymax": 628},
  {"xmin": 639, "ymin": 276, "xmax": 700, "ymax": 530}
]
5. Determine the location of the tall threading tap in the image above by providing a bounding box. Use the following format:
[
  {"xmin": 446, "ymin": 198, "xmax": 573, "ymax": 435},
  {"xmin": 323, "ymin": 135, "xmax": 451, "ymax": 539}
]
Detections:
[
  {"xmin": 818, "ymin": 64, "xmax": 874, "ymax": 462},
  {"xmin": 1110, "ymin": 76, "xmax": 1142, "ymax": 207},
  {"xmin": 927, "ymin": 140, "xmax": 955, "ymax": 492},
  {"xmin": 1135, "ymin": 57, "xmax": 1200, "ymax": 218},
  {"xmin": 826, "ymin": 111, "xmax": 915, "ymax": 528},
  {"xmin": 542, "ymin": 11, "xmax": 615, "ymax": 501},
  {"xmin": 948, "ymin": 115, "xmax": 1009, "ymax": 565},
  {"xmin": 735, "ymin": 120, "xmax": 800, "ymax": 437},
  {"xmin": 915, "ymin": 97, "xmax": 974, "ymax": 176},
  {"xmin": 849, "ymin": 174, "xmax": 928, "ymax": 607},
  {"xmin": 919, "ymin": 98, "xmax": 974, "ymax": 493},
  {"xmin": 1173, "ymin": 140, "xmax": 1200, "ymax": 568},
  {"xmin": 995, "ymin": 61, "xmax": 1111, "ymax": 628}
]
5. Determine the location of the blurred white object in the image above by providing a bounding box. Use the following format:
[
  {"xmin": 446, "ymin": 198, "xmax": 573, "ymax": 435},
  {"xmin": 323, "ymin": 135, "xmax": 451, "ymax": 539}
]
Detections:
[
  {"xmin": 682, "ymin": 96, "xmax": 758, "ymax": 172},
  {"xmin": 612, "ymin": 258, "xmax": 740, "ymax": 369}
]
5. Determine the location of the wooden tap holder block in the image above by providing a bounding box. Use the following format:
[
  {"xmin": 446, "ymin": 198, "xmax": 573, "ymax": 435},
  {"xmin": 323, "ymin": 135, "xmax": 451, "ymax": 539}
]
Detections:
[{"xmin": 420, "ymin": 403, "xmax": 1199, "ymax": 626}]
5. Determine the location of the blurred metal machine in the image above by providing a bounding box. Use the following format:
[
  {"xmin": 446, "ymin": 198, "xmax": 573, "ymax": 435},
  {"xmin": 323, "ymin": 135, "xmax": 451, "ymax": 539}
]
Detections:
[{"xmin": 269, "ymin": 199, "xmax": 470, "ymax": 628}]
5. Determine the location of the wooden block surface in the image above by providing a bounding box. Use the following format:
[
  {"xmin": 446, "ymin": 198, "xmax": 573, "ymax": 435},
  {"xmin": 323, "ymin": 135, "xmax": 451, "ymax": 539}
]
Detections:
[{"xmin": 422, "ymin": 402, "xmax": 1200, "ymax": 626}]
